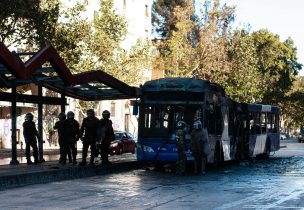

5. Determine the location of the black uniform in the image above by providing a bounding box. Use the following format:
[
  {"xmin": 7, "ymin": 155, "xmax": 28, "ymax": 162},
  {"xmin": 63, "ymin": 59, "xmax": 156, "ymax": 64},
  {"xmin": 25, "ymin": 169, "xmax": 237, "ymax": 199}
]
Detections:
[
  {"xmin": 100, "ymin": 118, "xmax": 115, "ymax": 164},
  {"xmin": 62, "ymin": 119, "xmax": 80, "ymax": 164},
  {"xmin": 80, "ymin": 117, "xmax": 100, "ymax": 164},
  {"xmin": 175, "ymin": 121, "xmax": 188, "ymax": 175},
  {"xmin": 54, "ymin": 119, "xmax": 72, "ymax": 163},
  {"xmin": 23, "ymin": 120, "xmax": 39, "ymax": 163}
]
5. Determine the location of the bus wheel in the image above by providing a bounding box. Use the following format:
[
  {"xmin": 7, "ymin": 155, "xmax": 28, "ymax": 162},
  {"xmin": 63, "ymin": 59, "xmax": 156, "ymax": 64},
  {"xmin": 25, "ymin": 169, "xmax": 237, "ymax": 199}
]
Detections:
[{"xmin": 213, "ymin": 143, "xmax": 223, "ymax": 169}]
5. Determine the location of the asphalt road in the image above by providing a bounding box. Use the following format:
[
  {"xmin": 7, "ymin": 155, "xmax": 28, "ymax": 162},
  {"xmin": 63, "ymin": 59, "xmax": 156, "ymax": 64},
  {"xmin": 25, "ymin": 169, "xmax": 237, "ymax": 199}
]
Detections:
[{"xmin": 0, "ymin": 139, "xmax": 304, "ymax": 210}]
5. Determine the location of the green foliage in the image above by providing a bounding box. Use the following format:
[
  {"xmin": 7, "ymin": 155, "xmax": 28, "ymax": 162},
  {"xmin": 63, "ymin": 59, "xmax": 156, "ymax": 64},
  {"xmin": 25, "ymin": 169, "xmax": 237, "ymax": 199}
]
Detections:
[
  {"xmin": 152, "ymin": 0, "xmax": 188, "ymax": 38},
  {"xmin": 90, "ymin": 0, "xmax": 150, "ymax": 85},
  {"xmin": 157, "ymin": 0, "xmax": 235, "ymax": 83},
  {"xmin": 0, "ymin": 0, "xmax": 59, "ymax": 47},
  {"xmin": 52, "ymin": 1, "xmax": 91, "ymax": 73},
  {"xmin": 91, "ymin": 0, "xmax": 127, "ymax": 68},
  {"xmin": 251, "ymin": 30, "xmax": 302, "ymax": 104},
  {"xmin": 224, "ymin": 30, "xmax": 265, "ymax": 103},
  {"xmin": 280, "ymin": 77, "xmax": 304, "ymax": 129}
]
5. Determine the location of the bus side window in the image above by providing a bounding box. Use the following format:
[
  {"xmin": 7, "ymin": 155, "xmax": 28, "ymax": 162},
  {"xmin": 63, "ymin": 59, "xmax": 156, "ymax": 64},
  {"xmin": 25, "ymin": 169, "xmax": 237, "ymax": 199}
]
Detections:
[
  {"xmin": 144, "ymin": 106, "xmax": 152, "ymax": 128},
  {"xmin": 228, "ymin": 108, "xmax": 234, "ymax": 136},
  {"xmin": 273, "ymin": 114, "xmax": 279, "ymax": 133},
  {"xmin": 267, "ymin": 113, "xmax": 275, "ymax": 133},
  {"xmin": 207, "ymin": 104, "xmax": 216, "ymax": 135},
  {"xmin": 249, "ymin": 112, "xmax": 254, "ymax": 135},
  {"xmin": 255, "ymin": 112, "xmax": 261, "ymax": 135},
  {"xmin": 215, "ymin": 105, "xmax": 222, "ymax": 135},
  {"xmin": 261, "ymin": 113, "xmax": 266, "ymax": 134}
]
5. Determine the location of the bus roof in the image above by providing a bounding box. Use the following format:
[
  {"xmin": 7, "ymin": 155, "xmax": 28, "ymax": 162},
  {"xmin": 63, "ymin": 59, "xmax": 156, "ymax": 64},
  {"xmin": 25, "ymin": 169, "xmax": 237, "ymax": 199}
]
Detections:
[
  {"xmin": 246, "ymin": 103, "xmax": 280, "ymax": 114},
  {"xmin": 142, "ymin": 77, "xmax": 225, "ymax": 94}
]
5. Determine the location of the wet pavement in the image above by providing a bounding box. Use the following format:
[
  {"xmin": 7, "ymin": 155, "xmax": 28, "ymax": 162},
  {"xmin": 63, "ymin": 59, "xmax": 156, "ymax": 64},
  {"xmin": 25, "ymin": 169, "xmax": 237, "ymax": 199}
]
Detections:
[{"xmin": 1, "ymin": 139, "xmax": 304, "ymax": 209}]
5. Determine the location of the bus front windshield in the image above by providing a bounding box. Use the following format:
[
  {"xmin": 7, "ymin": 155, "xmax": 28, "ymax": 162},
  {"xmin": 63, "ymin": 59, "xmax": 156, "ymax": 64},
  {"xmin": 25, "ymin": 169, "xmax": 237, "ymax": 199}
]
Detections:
[{"xmin": 140, "ymin": 104, "xmax": 203, "ymax": 138}]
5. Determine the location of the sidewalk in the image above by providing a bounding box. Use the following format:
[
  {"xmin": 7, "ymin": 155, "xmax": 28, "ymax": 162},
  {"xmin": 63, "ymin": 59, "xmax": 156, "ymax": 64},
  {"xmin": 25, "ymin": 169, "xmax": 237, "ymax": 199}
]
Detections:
[
  {"xmin": 0, "ymin": 148, "xmax": 78, "ymax": 165},
  {"xmin": 0, "ymin": 148, "xmax": 61, "ymax": 159},
  {"xmin": 0, "ymin": 153, "xmax": 142, "ymax": 191}
]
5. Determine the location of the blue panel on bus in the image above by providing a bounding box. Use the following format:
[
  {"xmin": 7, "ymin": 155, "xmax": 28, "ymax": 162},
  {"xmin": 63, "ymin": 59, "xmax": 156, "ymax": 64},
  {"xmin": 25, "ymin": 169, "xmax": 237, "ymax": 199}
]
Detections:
[
  {"xmin": 136, "ymin": 140, "xmax": 193, "ymax": 162},
  {"xmin": 247, "ymin": 103, "xmax": 280, "ymax": 114}
]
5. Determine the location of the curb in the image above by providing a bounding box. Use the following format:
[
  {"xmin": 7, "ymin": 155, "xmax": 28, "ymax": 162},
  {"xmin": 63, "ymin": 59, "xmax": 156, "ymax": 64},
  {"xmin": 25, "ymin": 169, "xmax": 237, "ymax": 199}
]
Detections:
[{"xmin": 0, "ymin": 161, "xmax": 143, "ymax": 191}]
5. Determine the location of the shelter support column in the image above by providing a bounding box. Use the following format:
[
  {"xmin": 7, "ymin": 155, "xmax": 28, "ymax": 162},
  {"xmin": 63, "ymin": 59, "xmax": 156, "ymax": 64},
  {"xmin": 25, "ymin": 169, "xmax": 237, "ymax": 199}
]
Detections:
[
  {"xmin": 10, "ymin": 86, "xmax": 19, "ymax": 165},
  {"xmin": 61, "ymin": 91, "xmax": 65, "ymax": 113},
  {"xmin": 38, "ymin": 85, "xmax": 44, "ymax": 162}
]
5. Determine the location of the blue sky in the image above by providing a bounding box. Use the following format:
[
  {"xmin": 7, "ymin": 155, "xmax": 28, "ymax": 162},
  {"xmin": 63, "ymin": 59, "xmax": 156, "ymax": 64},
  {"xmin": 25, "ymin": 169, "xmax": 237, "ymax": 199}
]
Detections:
[{"xmin": 222, "ymin": 0, "xmax": 304, "ymax": 75}]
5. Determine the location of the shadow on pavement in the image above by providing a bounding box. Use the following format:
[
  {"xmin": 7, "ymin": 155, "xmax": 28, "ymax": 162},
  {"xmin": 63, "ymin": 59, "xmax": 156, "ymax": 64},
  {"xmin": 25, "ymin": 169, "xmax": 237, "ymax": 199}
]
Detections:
[{"xmin": 0, "ymin": 153, "xmax": 140, "ymax": 191}]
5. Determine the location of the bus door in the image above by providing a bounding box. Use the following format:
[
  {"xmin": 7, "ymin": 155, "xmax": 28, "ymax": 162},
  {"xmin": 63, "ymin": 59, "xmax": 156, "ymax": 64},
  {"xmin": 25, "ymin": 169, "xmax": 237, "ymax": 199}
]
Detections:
[{"xmin": 249, "ymin": 112, "xmax": 267, "ymax": 156}]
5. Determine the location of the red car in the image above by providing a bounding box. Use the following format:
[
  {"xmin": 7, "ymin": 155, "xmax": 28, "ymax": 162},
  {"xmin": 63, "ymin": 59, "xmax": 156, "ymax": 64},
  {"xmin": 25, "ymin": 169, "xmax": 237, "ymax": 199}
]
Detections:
[{"xmin": 108, "ymin": 131, "xmax": 136, "ymax": 155}]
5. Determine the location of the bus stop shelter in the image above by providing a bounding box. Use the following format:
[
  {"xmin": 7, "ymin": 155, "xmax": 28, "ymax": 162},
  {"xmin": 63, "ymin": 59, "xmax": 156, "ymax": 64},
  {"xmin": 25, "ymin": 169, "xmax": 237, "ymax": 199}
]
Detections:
[{"xmin": 0, "ymin": 43, "xmax": 141, "ymax": 165}]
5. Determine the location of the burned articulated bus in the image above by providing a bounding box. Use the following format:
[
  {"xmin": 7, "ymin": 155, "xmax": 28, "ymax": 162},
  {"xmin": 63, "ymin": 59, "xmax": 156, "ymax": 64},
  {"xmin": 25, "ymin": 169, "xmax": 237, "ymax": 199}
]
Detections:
[{"xmin": 136, "ymin": 77, "xmax": 280, "ymax": 166}]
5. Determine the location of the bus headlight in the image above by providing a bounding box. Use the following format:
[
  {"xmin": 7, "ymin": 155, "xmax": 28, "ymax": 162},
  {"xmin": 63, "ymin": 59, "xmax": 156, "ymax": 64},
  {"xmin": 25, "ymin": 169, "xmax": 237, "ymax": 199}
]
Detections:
[{"xmin": 142, "ymin": 145, "xmax": 154, "ymax": 153}]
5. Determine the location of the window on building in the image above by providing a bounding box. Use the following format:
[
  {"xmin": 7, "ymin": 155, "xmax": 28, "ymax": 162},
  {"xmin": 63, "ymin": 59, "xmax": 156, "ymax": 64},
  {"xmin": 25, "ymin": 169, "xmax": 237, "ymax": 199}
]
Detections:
[
  {"xmin": 123, "ymin": 0, "xmax": 127, "ymax": 11},
  {"xmin": 110, "ymin": 101, "xmax": 116, "ymax": 117},
  {"xmin": 125, "ymin": 101, "xmax": 129, "ymax": 110},
  {"xmin": 145, "ymin": 4, "xmax": 149, "ymax": 17},
  {"xmin": 124, "ymin": 114, "xmax": 130, "ymax": 131}
]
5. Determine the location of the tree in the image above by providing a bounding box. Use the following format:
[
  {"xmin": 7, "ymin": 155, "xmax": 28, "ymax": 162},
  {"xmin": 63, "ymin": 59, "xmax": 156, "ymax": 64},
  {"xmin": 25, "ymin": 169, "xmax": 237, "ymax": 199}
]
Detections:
[
  {"xmin": 156, "ymin": 0, "xmax": 235, "ymax": 83},
  {"xmin": 251, "ymin": 30, "xmax": 302, "ymax": 104},
  {"xmin": 279, "ymin": 76, "xmax": 304, "ymax": 132},
  {"xmin": 0, "ymin": 0, "xmax": 59, "ymax": 47},
  {"xmin": 152, "ymin": 0, "xmax": 188, "ymax": 38},
  {"xmin": 0, "ymin": 0, "xmax": 90, "ymax": 73},
  {"xmin": 90, "ymin": 0, "xmax": 151, "ymax": 85},
  {"xmin": 224, "ymin": 30, "xmax": 265, "ymax": 103}
]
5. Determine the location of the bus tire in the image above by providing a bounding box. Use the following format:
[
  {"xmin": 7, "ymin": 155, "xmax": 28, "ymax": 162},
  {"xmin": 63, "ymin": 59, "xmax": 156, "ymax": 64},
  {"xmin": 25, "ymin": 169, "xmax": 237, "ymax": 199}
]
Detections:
[{"xmin": 213, "ymin": 142, "xmax": 223, "ymax": 169}]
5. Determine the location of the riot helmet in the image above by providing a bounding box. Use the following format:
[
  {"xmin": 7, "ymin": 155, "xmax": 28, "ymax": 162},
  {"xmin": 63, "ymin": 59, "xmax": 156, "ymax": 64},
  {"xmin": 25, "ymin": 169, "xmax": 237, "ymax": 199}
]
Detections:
[
  {"xmin": 87, "ymin": 109, "xmax": 95, "ymax": 118},
  {"xmin": 102, "ymin": 110, "xmax": 110, "ymax": 119},
  {"xmin": 59, "ymin": 112, "xmax": 66, "ymax": 120},
  {"xmin": 67, "ymin": 111, "xmax": 75, "ymax": 119},
  {"xmin": 176, "ymin": 120, "xmax": 186, "ymax": 130},
  {"xmin": 193, "ymin": 120, "xmax": 202, "ymax": 130},
  {"xmin": 25, "ymin": 113, "xmax": 33, "ymax": 121}
]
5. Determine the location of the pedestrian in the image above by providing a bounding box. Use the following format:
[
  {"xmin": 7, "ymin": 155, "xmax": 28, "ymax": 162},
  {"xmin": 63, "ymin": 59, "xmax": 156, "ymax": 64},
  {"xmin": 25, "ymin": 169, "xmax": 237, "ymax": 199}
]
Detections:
[
  {"xmin": 79, "ymin": 109, "xmax": 100, "ymax": 166},
  {"xmin": 175, "ymin": 120, "xmax": 188, "ymax": 175},
  {"xmin": 62, "ymin": 111, "xmax": 80, "ymax": 164},
  {"xmin": 100, "ymin": 110, "xmax": 115, "ymax": 165},
  {"xmin": 23, "ymin": 113, "xmax": 40, "ymax": 165},
  {"xmin": 54, "ymin": 112, "xmax": 72, "ymax": 163},
  {"xmin": 190, "ymin": 120, "xmax": 208, "ymax": 175}
]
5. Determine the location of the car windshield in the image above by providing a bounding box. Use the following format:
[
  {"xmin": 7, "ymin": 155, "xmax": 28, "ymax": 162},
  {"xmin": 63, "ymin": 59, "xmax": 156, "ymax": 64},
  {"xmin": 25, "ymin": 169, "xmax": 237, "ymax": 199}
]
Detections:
[{"xmin": 115, "ymin": 133, "xmax": 124, "ymax": 140}]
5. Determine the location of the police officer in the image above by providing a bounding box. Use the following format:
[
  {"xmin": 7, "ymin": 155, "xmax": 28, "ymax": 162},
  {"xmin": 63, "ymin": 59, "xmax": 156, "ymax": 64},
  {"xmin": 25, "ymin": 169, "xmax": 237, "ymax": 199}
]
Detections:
[
  {"xmin": 79, "ymin": 109, "xmax": 100, "ymax": 166},
  {"xmin": 100, "ymin": 110, "xmax": 115, "ymax": 165},
  {"xmin": 175, "ymin": 120, "xmax": 187, "ymax": 175},
  {"xmin": 54, "ymin": 112, "xmax": 72, "ymax": 163},
  {"xmin": 62, "ymin": 111, "xmax": 80, "ymax": 164},
  {"xmin": 23, "ymin": 113, "xmax": 40, "ymax": 165},
  {"xmin": 190, "ymin": 120, "xmax": 208, "ymax": 175}
]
